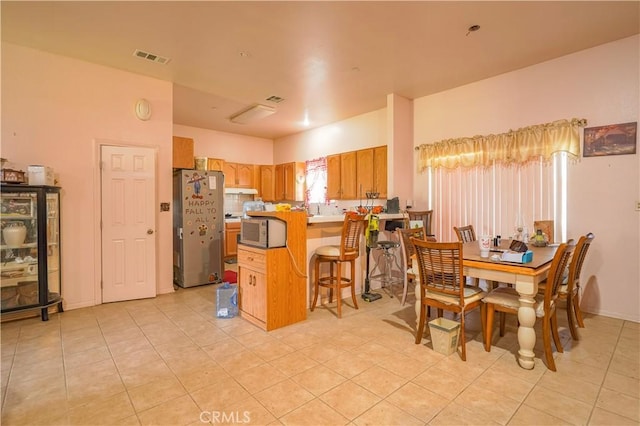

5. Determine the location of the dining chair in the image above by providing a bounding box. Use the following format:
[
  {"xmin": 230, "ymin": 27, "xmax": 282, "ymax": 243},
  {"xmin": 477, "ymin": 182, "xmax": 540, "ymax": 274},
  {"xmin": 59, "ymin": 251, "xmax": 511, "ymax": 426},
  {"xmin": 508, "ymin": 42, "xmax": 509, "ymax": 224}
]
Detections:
[
  {"xmin": 453, "ymin": 225, "xmax": 481, "ymax": 287},
  {"xmin": 538, "ymin": 233, "xmax": 595, "ymax": 340},
  {"xmin": 310, "ymin": 213, "xmax": 367, "ymax": 318},
  {"xmin": 453, "ymin": 225, "xmax": 476, "ymax": 243},
  {"xmin": 407, "ymin": 210, "xmax": 434, "ymax": 238},
  {"xmin": 396, "ymin": 227, "xmax": 436, "ymax": 306},
  {"xmin": 482, "ymin": 241, "xmax": 575, "ymax": 371},
  {"xmin": 411, "ymin": 238, "xmax": 485, "ymax": 361},
  {"xmin": 533, "ymin": 220, "xmax": 554, "ymax": 243}
]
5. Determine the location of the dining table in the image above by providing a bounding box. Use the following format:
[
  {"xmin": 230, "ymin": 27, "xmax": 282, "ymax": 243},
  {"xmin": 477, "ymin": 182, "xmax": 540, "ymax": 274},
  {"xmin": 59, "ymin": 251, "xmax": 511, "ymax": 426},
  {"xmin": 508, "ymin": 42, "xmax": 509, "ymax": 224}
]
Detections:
[
  {"xmin": 411, "ymin": 239, "xmax": 558, "ymax": 369},
  {"xmin": 461, "ymin": 240, "xmax": 559, "ymax": 369}
]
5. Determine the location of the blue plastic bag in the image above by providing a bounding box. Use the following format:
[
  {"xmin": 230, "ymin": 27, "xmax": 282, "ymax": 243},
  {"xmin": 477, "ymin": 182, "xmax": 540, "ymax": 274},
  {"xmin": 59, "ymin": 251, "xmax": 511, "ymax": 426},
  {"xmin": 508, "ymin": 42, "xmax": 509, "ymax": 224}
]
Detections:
[{"xmin": 216, "ymin": 282, "xmax": 238, "ymax": 318}]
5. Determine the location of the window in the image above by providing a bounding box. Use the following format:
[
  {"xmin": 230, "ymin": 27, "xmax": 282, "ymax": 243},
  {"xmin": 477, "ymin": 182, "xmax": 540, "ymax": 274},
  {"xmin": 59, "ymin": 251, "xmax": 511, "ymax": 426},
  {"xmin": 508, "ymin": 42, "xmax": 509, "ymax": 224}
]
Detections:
[
  {"xmin": 427, "ymin": 153, "xmax": 567, "ymax": 242},
  {"xmin": 305, "ymin": 157, "xmax": 327, "ymax": 205},
  {"xmin": 416, "ymin": 118, "xmax": 584, "ymax": 242}
]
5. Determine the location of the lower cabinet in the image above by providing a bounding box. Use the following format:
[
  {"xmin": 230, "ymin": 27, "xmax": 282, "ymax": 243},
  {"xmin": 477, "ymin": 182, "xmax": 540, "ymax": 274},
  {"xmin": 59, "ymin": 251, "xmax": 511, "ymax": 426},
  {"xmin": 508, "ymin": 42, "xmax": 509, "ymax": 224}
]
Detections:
[
  {"xmin": 224, "ymin": 222, "xmax": 240, "ymax": 258},
  {"xmin": 237, "ymin": 213, "xmax": 307, "ymax": 331}
]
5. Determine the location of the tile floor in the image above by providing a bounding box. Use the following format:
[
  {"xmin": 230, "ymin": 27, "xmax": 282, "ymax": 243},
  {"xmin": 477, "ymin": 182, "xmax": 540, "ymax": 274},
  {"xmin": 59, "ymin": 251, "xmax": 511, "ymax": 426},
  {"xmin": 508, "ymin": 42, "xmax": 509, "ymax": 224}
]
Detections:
[{"xmin": 1, "ymin": 280, "xmax": 639, "ymax": 425}]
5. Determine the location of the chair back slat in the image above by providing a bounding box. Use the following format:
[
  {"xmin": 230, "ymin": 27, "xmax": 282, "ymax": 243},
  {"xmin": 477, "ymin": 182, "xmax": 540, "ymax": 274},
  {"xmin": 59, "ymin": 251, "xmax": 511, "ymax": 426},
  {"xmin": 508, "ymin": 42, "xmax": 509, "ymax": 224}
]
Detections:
[
  {"xmin": 454, "ymin": 225, "xmax": 476, "ymax": 243},
  {"xmin": 407, "ymin": 210, "xmax": 433, "ymax": 237},
  {"xmin": 411, "ymin": 239, "xmax": 464, "ymax": 298},
  {"xmin": 567, "ymin": 233, "xmax": 595, "ymax": 291},
  {"xmin": 397, "ymin": 227, "xmax": 423, "ymax": 263},
  {"xmin": 341, "ymin": 214, "xmax": 366, "ymax": 259},
  {"xmin": 543, "ymin": 241, "xmax": 575, "ymax": 310}
]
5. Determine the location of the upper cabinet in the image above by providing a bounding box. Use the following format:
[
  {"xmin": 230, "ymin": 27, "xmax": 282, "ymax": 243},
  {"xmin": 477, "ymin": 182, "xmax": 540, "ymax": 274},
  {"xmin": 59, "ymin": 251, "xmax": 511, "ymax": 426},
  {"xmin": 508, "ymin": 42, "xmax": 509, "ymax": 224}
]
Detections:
[
  {"xmin": 224, "ymin": 162, "xmax": 255, "ymax": 188},
  {"xmin": 207, "ymin": 158, "xmax": 224, "ymax": 171},
  {"xmin": 274, "ymin": 162, "xmax": 305, "ymax": 202},
  {"xmin": 373, "ymin": 146, "xmax": 387, "ymax": 199},
  {"xmin": 327, "ymin": 146, "xmax": 386, "ymax": 200},
  {"xmin": 259, "ymin": 165, "xmax": 276, "ymax": 202},
  {"xmin": 172, "ymin": 136, "xmax": 194, "ymax": 169}
]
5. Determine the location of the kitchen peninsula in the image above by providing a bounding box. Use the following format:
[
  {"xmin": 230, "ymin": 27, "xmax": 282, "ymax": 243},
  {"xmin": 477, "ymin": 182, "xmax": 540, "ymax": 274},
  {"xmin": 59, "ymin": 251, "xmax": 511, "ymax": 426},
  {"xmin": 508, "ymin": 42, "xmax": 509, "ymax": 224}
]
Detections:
[
  {"xmin": 306, "ymin": 212, "xmax": 406, "ymax": 310},
  {"xmin": 239, "ymin": 211, "xmax": 406, "ymax": 330}
]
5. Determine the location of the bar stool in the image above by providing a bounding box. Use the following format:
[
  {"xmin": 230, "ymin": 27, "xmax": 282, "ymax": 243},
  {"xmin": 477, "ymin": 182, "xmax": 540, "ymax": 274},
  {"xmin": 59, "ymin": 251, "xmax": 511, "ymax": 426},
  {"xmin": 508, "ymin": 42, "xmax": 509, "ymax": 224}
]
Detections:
[
  {"xmin": 370, "ymin": 237, "xmax": 403, "ymax": 299},
  {"xmin": 310, "ymin": 213, "xmax": 367, "ymax": 318}
]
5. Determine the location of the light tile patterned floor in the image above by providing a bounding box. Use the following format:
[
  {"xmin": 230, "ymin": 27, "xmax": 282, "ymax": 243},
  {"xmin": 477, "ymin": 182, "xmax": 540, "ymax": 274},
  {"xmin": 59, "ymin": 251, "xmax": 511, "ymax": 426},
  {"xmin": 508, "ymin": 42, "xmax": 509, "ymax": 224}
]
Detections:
[{"xmin": 1, "ymin": 283, "xmax": 638, "ymax": 425}]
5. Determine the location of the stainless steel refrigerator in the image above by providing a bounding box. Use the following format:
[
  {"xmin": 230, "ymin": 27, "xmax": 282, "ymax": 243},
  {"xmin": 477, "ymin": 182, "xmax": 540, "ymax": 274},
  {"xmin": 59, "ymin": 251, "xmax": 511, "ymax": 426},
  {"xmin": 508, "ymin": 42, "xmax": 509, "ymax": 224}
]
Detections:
[{"xmin": 173, "ymin": 169, "xmax": 224, "ymax": 287}]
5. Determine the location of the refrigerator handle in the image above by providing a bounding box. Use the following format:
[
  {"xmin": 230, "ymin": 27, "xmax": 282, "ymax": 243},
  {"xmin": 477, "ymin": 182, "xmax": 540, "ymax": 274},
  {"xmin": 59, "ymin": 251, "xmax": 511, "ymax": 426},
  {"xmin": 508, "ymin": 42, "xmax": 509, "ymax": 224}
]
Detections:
[{"xmin": 178, "ymin": 227, "xmax": 183, "ymax": 240}]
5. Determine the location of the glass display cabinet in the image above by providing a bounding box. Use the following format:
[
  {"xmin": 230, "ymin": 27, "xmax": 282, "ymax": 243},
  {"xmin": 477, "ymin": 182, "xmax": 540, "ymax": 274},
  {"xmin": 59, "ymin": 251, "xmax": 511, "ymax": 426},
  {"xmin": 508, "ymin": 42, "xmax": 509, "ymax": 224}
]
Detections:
[{"xmin": 1, "ymin": 184, "xmax": 62, "ymax": 320}]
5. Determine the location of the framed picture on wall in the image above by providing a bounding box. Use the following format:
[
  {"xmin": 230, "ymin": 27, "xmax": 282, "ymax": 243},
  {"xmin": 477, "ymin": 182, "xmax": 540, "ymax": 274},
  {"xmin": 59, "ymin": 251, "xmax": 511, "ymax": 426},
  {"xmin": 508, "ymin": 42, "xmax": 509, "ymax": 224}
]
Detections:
[{"xmin": 583, "ymin": 122, "xmax": 637, "ymax": 157}]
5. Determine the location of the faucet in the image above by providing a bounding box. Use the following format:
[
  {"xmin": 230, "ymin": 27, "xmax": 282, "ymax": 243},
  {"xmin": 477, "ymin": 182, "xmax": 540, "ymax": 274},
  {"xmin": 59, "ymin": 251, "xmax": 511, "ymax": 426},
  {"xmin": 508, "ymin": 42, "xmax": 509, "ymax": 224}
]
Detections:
[{"xmin": 317, "ymin": 205, "xmax": 320, "ymax": 215}]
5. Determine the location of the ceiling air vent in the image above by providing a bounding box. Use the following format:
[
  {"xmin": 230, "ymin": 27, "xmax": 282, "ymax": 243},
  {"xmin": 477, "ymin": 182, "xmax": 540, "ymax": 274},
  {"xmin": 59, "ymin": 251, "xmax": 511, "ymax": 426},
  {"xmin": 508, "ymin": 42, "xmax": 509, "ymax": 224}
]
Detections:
[
  {"xmin": 266, "ymin": 95, "xmax": 285, "ymax": 103},
  {"xmin": 133, "ymin": 49, "xmax": 171, "ymax": 65}
]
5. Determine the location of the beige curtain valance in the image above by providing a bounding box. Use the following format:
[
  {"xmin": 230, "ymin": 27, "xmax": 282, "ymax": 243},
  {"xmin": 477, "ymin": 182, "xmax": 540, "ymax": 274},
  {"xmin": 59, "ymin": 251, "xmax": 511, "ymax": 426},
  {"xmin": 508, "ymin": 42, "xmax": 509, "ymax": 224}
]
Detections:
[{"xmin": 416, "ymin": 118, "xmax": 587, "ymax": 171}]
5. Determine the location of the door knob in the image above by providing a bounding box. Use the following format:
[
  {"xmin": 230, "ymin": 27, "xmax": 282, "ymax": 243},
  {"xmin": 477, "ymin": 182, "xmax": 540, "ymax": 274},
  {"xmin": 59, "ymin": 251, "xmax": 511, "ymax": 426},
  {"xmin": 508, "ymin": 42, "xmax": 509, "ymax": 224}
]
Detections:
[{"xmin": 147, "ymin": 229, "xmax": 154, "ymax": 235}]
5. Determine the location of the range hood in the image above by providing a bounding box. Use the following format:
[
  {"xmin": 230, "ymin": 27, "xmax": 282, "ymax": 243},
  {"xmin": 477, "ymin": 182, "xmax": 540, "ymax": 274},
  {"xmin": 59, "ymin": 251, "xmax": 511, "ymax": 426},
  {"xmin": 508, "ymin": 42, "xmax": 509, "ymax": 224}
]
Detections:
[{"xmin": 224, "ymin": 188, "xmax": 258, "ymax": 195}]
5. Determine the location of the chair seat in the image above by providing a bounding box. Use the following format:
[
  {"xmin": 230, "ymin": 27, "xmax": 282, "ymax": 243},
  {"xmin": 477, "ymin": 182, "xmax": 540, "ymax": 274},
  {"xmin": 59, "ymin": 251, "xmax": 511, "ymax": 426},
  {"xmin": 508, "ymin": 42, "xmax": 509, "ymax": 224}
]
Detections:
[
  {"xmin": 377, "ymin": 240, "xmax": 399, "ymax": 249},
  {"xmin": 483, "ymin": 287, "xmax": 548, "ymax": 317},
  {"xmin": 425, "ymin": 286, "xmax": 485, "ymax": 305},
  {"xmin": 315, "ymin": 245, "xmax": 341, "ymax": 257}
]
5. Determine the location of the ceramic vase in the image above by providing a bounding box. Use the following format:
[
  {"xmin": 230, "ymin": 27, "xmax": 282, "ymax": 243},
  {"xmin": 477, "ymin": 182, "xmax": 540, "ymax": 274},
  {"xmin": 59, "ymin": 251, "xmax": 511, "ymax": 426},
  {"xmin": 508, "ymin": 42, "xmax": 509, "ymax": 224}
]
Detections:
[{"xmin": 3, "ymin": 222, "xmax": 27, "ymax": 246}]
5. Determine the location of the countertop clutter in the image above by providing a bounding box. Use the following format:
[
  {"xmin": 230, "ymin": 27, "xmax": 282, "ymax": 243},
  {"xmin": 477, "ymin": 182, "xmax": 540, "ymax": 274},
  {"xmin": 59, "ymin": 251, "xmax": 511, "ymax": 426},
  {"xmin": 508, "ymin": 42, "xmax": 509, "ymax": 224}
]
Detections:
[{"xmin": 307, "ymin": 212, "xmax": 406, "ymax": 224}]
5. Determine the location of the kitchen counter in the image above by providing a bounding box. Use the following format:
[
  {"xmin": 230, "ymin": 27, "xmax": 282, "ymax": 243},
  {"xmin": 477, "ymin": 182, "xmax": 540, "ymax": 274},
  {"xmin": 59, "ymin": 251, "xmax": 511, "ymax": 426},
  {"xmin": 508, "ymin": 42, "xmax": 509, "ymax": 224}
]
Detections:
[{"xmin": 307, "ymin": 212, "xmax": 406, "ymax": 224}]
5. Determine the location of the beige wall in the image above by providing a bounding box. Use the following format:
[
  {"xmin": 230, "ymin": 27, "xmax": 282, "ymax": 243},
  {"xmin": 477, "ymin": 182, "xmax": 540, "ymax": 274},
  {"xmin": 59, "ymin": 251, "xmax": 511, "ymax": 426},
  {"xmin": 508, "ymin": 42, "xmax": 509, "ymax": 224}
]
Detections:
[
  {"xmin": 273, "ymin": 109, "xmax": 387, "ymax": 164},
  {"xmin": 173, "ymin": 124, "xmax": 273, "ymax": 165},
  {"xmin": 3, "ymin": 35, "xmax": 638, "ymax": 322},
  {"xmin": 1, "ymin": 43, "xmax": 175, "ymax": 309},
  {"xmin": 413, "ymin": 35, "xmax": 640, "ymax": 321}
]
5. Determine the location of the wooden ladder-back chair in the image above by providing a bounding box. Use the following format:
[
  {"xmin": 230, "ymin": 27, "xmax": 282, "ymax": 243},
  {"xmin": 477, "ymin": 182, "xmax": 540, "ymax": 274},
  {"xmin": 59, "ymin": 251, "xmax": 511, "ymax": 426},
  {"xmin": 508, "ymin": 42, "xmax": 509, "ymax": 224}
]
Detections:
[
  {"xmin": 453, "ymin": 225, "xmax": 479, "ymax": 287},
  {"xmin": 411, "ymin": 238, "xmax": 485, "ymax": 361},
  {"xmin": 396, "ymin": 227, "xmax": 436, "ymax": 306},
  {"xmin": 482, "ymin": 241, "xmax": 575, "ymax": 371},
  {"xmin": 407, "ymin": 210, "xmax": 434, "ymax": 238},
  {"xmin": 539, "ymin": 233, "xmax": 595, "ymax": 340},
  {"xmin": 453, "ymin": 225, "xmax": 476, "ymax": 243},
  {"xmin": 311, "ymin": 213, "xmax": 367, "ymax": 318}
]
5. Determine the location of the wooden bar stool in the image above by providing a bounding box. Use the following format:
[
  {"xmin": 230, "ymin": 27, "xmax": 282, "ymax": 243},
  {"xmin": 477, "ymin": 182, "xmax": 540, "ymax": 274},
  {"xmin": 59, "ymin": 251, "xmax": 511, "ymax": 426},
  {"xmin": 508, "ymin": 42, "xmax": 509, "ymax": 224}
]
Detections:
[{"xmin": 310, "ymin": 213, "xmax": 367, "ymax": 318}]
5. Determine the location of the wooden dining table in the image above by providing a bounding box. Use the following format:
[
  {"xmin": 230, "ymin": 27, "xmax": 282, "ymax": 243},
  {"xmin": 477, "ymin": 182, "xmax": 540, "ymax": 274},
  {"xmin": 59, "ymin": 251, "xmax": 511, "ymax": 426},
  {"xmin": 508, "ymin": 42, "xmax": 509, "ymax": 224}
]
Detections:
[{"xmin": 461, "ymin": 240, "xmax": 558, "ymax": 369}]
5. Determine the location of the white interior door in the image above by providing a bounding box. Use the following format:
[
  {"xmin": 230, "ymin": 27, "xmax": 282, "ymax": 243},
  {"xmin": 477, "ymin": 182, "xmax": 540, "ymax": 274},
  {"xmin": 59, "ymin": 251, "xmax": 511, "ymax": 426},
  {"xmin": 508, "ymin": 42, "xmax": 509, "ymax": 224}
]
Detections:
[{"xmin": 101, "ymin": 145, "xmax": 156, "ymax": 303}]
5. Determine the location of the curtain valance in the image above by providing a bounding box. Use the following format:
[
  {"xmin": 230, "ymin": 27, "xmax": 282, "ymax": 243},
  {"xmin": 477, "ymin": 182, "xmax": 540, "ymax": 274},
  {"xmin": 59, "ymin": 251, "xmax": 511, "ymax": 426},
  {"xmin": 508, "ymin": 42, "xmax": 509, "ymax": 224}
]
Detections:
[{"xmin": 415, "ymin": 118, "xmax": 587, "ymax": 171}]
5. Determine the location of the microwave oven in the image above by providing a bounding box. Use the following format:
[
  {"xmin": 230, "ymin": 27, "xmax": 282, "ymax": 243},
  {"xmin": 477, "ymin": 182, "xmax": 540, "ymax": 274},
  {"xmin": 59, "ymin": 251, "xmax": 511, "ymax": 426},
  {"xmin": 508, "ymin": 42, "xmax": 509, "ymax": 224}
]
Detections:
[{"xmin": 240, "ymin": 217, "xmax": 287, "ymax": 248}]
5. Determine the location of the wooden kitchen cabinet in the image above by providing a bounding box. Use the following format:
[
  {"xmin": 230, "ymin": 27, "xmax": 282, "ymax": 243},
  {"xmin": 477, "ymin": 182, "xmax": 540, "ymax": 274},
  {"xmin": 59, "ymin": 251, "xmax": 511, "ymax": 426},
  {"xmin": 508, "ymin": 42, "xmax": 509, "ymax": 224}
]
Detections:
[
  {"xmin": 237, "ymin": 211, "xmax": 307, "ymax": 331},
  {"xmin": 207, "ymin": 158, "xmax": 224, "ymax": 171},
  {"xmin": 373, "ymin": 146, "xmax": 387, "ymax": 199},
  {"xmin": 172, "ymin": 136, "xmax": 194, "ymax": 169},
  {"xmin": 356, "ymin": 148, "xmax": 375, "ymax": 198},
  {"xmin": 224, "ymin": 222, "xmax": 240, "ymax": 258},
  {"xmin": 326, "ymin": 151, "xmax": 357, "ymax": 199},
  {"xmin": 259, "ymin": 165, "xmax": 276, "ymax": 202},
  {"xmin": 224, "ymin": 162, "xmax": 255, "ymax": 188},
  {"xmin": 238, "ymin": 248, "xmax": 267, "ymax": 322},
  {"xmin": 274, "ymin": 162, "xmax": 305, "ymax": 201},
  {"xmin": 356, "ymin": 146, "xmax": 387, "ymax": 199}
]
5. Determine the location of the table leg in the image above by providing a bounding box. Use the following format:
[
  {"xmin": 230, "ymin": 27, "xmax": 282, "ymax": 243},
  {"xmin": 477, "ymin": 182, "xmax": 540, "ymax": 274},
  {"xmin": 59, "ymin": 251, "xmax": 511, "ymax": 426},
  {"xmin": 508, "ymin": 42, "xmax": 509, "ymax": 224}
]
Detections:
[{"xmin": 516, "ymin": 289, "xmax": 537, "ymax": 369}]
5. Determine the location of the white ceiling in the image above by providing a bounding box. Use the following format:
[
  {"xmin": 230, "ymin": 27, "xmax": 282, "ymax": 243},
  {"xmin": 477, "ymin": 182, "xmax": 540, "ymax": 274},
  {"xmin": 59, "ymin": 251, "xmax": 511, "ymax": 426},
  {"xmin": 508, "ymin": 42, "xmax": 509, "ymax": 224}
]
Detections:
[{"xmin": 2, "ymin": 1, "xmax": 639, "ymax": 140}]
